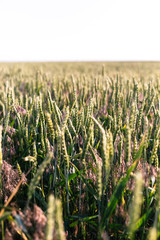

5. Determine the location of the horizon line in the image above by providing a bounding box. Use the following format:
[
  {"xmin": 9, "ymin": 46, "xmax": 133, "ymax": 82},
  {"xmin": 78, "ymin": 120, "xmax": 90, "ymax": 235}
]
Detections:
[{"xmin": 0, "ymin": 60, "xmax": 160, "ymax": 63}]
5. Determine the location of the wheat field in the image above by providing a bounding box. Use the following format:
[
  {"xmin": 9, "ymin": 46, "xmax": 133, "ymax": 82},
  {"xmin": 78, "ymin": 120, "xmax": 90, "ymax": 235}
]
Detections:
[{"xmin": 0, "ymin": 62, "xmax": 160, "ymax": 239}]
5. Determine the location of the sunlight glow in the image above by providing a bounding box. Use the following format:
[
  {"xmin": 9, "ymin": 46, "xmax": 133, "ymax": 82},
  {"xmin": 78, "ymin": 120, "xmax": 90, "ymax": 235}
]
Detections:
[{"xmin": 0, "ymin": 0, "xmax": 160, "ymax": 61}]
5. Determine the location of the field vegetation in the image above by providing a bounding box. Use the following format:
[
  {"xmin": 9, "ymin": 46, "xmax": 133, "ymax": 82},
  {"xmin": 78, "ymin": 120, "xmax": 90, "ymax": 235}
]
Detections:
[{"xmin": 0, "ymin": 62, "xmax": 160, "ymax": 239}]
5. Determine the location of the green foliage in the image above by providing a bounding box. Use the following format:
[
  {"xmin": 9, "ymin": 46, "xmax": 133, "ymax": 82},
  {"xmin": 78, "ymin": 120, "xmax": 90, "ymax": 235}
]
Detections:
[{"xmin": 0, "ymin": 62, "xmax": 160, "ymax": 240}]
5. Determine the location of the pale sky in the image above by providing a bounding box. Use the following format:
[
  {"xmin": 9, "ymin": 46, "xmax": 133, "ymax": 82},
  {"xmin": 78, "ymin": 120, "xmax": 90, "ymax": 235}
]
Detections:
[{"xmin": 0, "ymin": 0, "xmax": 160, "ymax": 61}]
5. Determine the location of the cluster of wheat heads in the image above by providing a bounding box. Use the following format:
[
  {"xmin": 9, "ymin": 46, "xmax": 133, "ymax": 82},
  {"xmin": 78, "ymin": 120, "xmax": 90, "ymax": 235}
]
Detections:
[{"xmin": 0, "ymin": 62, "xmax": 160, "ymax": 239}]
